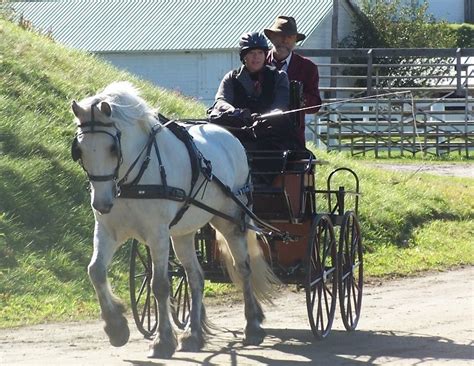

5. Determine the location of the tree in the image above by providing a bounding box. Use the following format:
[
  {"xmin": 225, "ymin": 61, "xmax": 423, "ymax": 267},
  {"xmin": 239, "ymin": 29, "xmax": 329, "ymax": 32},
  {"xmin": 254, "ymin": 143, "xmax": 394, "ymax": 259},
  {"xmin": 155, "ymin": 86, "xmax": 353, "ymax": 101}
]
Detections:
[
  {"xmin": 340, "ymin": 0, "xmax": 470, "ymax": 90},
  {"xmin": 342, "ymin": 0, "xmax": 456, "ymax": 49}
]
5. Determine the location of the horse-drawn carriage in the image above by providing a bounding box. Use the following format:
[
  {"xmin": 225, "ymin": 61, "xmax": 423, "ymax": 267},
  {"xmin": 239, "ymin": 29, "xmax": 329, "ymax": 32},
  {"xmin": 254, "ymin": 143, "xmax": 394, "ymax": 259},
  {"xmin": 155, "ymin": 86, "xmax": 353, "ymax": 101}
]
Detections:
[
  {"xmin": 71, "ymin": 81, "xmax": 363, "ymax": 357},
  {"xmin": 128, "ymin": 82, "xmax": 363, "ymax": 341}
]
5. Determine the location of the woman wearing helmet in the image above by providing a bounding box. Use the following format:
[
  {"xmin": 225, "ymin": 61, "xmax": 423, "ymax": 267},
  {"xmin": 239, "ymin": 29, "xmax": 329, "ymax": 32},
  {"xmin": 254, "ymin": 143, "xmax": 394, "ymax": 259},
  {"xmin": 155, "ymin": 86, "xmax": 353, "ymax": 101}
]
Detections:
[{"xmin": 210, "ymin": 32, "xmax": 300, "ymax": 151}]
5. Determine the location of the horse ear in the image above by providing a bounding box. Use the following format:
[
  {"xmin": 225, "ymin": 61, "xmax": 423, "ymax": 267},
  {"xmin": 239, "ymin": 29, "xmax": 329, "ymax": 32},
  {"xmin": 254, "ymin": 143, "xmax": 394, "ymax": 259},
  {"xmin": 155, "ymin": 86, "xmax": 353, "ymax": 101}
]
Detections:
[
  {"xmin": 99, "ymin": 101, "xmax": 112, "ymax": 117},
  {"xmin": 71, "ymin": 100, "xmax": 82, "ymax": 118}
]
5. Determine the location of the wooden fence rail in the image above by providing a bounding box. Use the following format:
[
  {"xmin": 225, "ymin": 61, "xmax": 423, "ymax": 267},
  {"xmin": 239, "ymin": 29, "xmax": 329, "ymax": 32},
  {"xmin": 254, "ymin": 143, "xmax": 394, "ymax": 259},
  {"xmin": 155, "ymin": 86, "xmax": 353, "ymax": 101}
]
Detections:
[{"xmin": 298, "ymin": 48, "xmax": 474, "ymax": 157}]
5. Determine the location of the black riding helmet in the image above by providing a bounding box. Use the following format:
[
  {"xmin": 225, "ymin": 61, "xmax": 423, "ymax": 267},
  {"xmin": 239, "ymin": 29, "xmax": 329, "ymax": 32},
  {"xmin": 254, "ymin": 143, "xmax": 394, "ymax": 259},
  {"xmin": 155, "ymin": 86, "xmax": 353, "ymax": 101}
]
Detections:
[{"xmin": 239, "ymin": 32, "xmax": 269, "ymax": 62}]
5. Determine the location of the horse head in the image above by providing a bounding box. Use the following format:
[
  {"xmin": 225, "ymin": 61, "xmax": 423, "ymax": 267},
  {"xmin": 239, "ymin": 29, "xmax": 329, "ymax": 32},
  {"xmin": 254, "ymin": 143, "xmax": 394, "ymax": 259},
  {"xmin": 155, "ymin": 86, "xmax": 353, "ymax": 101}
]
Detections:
[
  {"xmin": 71, "ymin": 82, "xmax": 159, "ymax": 214},
  {"xmin": 71, "ymin": 99, "xmax": 121, "ymax": 214}
]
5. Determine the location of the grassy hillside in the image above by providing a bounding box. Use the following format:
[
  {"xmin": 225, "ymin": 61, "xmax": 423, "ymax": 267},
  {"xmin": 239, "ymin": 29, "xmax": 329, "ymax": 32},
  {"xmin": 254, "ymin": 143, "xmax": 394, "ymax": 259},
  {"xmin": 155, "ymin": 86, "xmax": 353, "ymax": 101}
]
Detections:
[
  {"xmin": 0, "ymin": 18, "xmax": 473, "ymax": 328},
  {"xmin": 0, "ymin": 17, "xmax": 206, "ymax": 326}
]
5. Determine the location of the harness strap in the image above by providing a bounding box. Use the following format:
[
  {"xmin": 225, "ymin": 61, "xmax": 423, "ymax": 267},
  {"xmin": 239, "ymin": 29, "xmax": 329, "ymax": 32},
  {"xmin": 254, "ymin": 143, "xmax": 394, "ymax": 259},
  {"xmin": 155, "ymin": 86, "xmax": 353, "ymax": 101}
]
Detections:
[
  {"xmin": 118, "ymin": 118, "xmax": 208, "ymax": 227},
  {"xmin": 114, "ymin": 116, "xmax": 296, "ymax": 241},
  {"xmin": 153, "ymin": 137, "xmax": 168, "ymax": 189},
  {"xmin": 118, "ymin": 185, "xmax": 186, "ymax": 201},
  {"xmin": 118, "ymin": 126, "xmax": 159, "ymax": 186},
  {"xmin": 187, "ymin": 197, "xmax": 258, "ymax": 231}
]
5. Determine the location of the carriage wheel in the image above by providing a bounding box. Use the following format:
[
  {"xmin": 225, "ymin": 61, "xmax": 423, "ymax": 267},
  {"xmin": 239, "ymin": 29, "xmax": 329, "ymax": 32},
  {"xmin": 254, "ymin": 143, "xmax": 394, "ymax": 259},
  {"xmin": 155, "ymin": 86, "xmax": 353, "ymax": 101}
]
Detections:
[
  {"xmin": 129, "ymin": 239, "xmax": 158, "ymax": 338},
  {"xmin": 338, "ymin": 211, "xmax": 363, "ymax": 331},
  {"xmin": 130, "ymin": 240, "xmax": 191, "ymax": 338},
  {"xmin": 305, "ymin": 214, "xmax": 338, "ymax": 339},
  {"xmin": 168, "ymin": 255, "xmax": 191, "ymax": 329}
]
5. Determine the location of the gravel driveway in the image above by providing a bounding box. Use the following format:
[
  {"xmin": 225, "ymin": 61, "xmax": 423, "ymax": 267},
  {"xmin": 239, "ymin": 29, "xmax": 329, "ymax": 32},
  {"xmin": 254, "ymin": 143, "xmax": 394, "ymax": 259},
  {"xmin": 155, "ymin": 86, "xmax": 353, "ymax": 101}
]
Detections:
[{"xmin": 1, "ymin": 267, "xmax": 472, "ymax": 365}]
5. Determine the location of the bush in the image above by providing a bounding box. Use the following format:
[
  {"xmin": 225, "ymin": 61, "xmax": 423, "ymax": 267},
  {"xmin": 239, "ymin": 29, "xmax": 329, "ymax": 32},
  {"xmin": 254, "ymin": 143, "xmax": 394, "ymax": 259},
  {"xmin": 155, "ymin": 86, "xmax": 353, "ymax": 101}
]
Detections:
[
  {"xmin": 340, "ymin": 0, "xmax": 468, "ymax": 89},
  {"xmin": 342, "ymin": 0, "xmax": 457, "ymax": 48},
  {"xmin": 449, "ymin": 23, "xmax": 474, "ymax": 48}
]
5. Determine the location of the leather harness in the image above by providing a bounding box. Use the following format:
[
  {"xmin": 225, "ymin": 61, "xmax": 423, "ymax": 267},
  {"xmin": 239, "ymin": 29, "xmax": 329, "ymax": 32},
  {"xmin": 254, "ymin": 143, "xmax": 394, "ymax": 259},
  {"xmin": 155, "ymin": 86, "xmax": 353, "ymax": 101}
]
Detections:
[{"xmin": 73, "ymin": 110, "xmax": 294, "ymax": 240}]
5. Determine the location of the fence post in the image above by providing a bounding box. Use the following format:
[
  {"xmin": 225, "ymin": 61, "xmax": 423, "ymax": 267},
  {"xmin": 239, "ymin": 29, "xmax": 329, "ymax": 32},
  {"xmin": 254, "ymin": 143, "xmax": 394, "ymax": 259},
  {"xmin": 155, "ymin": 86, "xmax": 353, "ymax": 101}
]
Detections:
[
  {"xmin": 455, "ymin": 48, "xmax": 462, "ymax": 96},
  {"xmin": 367, "ymin": 49, "xmax": 373, "ymax": 95}
]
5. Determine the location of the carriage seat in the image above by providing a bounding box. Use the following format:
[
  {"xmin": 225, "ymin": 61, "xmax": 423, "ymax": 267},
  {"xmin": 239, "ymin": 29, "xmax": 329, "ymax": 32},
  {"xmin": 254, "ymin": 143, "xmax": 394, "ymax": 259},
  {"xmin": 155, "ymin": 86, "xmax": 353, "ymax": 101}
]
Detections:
[{"xmin": 248, "ymin": 149, "xmax": 317, "ymax": 223}]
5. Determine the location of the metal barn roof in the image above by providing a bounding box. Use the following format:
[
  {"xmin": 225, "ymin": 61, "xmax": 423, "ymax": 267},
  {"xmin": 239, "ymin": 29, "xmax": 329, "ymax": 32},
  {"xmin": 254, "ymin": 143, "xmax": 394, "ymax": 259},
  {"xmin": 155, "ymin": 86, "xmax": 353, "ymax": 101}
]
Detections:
[{"xmin": 11, "ymin": 0, "xmax": 334, "ymax": 52}]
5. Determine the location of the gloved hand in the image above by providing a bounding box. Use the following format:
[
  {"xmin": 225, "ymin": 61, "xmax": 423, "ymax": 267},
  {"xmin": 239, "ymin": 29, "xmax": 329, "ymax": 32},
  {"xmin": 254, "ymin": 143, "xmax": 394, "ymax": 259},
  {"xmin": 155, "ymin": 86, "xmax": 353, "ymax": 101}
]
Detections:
[
  {"xmin": 229, "ymin": 108, "xmax": 252, "ymax": 126},
  {"xmin": 251, "ymin": 113, "xmax": 261, "ymax": 121}
]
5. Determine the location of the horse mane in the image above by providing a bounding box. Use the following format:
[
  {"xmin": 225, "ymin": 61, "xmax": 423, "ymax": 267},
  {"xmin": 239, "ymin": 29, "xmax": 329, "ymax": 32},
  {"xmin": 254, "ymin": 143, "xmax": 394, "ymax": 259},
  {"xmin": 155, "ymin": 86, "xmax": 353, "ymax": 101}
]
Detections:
[{"xmin": 93, "ymin": 81, "xmax": 157, "ymax": 128}]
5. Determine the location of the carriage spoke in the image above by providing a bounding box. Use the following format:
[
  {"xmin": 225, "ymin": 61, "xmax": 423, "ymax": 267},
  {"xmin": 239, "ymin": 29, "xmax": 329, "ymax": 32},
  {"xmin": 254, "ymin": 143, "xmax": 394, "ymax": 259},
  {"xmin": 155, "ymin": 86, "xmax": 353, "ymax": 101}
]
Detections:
[
  {"xmin": 139, "ymin": 289, "xmax": 151, "ymax": 324},
  {"xmin": 136, "ymin": 249, "xmax": 149, "ymax": 269},
  {"xmin": 317, "ymin": 289, "xmax": 324, "ymax": 331},
  {"xmin": 353, "ymin": 260, "xmax": 361, "ymax": 270},
  {"xmin": 352, "ymin": 281, "xmax": 360, "ymax": 292},
  {"xmin": 323, "ymin": 284, "xmax": 331, "ymax": 320},
  {"xmin": 348, "ymin": 286, "xmax": 354, "ymax": 325},
  {"xmin": 351, "ymin": 279, "xmax": 358, "ymax": 306},
  {"xmin": 346, "ymin": 276, "xmax": 352, "ymax": 317},
  {"xmin": 351, "ymin": 234, "xmax": 360, "ymax": 257},
  {"xmin": 174, "ymin": 278, "xmax": 184, "ymax": 318},
  {"xmin": 135, "ymin": 276, "xmax": 148, "ymax": 305},
  {"xmin": 310, "ymin": 288, "xmax": 316, "ymax": 309},
  {"xmin": 341, "ymin": 270, "xmax": 351, "ymax": 281},
  {"xmin": 309, "ymin": 275, "xmax": 323, "ymax": 288},
  {"xmin": 326, "ymin": 266, "xmax": 336, "ymax": 277},
  {"xmin": 182, "ymin": 283, "xmax": 190, "ymax": 324}
]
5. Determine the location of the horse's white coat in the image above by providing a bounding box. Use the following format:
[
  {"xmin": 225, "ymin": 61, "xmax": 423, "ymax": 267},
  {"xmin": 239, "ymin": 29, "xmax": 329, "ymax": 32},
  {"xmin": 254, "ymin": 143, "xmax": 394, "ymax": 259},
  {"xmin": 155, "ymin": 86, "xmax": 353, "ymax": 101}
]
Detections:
[{"xmin": 72, "ymin": 81, "xmax": 277, "ymax": 358}]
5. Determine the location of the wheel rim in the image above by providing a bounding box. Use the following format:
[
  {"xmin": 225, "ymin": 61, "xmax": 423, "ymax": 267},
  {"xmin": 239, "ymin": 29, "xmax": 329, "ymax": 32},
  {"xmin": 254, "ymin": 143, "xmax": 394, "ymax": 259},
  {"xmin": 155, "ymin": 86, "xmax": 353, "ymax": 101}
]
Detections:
[
  {"xmin": 130, "ymin": 241, "xmax": 191, "ymax": 334},
  {"xmin": 305, "ymin": 214, "xmax": 337, "ymax": 339},
  {"xmin": 129, "ymin": 240, "xmax": 158, "ymax": 338},
  {"xmin": 338, "ymin": 212, "xmax": 363, "ymax": 331}
]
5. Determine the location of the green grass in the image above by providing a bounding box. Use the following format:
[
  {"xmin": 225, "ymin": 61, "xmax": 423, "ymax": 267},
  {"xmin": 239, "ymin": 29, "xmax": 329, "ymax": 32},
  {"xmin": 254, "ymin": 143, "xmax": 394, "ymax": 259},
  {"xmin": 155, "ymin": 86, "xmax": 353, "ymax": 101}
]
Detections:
[
  {"xmin": 0, "ymin": 17, "xmax": 473, "ymax": 328},
  {"xmin": 311, "ymin": 146, "xmax": 474, "ymax": 276}
]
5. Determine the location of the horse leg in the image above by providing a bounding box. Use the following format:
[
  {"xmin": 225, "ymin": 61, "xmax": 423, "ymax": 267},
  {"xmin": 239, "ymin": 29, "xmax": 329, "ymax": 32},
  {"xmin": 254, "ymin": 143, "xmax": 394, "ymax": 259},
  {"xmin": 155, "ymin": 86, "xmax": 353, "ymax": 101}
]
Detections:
[
  {"xmin": 88, "ymin": 228, "xmax": 129, "ymax": 347},
  {"xmin": 212, "ymin": 220, "xmax": 266, "ymax": 346},
  {"xmin": 147, "ymin": 233, "xmax": 177, "ymax": 359},
  {"xmin": 171, "ymin": 232, "xmax": 208, "ymax": 352}
]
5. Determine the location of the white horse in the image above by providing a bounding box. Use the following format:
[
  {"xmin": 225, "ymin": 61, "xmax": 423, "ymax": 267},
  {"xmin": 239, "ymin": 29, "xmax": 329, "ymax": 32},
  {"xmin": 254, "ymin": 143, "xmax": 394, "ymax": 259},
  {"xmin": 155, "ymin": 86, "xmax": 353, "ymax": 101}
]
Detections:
[{"xmin": 71, "ymin": 81, "xmax": 278, "ymax": 358}]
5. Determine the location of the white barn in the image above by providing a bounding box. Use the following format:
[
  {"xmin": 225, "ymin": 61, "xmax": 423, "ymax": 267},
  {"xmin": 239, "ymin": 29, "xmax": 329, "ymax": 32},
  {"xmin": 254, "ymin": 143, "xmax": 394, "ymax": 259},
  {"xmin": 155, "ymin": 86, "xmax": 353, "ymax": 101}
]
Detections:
[
  {"xmin": 11, "ymin": 0, "xmax": 359, "ymax": 106},
  {"xmin": 421, "ymin": 0, "xmax": 473, "ymax": 23}
]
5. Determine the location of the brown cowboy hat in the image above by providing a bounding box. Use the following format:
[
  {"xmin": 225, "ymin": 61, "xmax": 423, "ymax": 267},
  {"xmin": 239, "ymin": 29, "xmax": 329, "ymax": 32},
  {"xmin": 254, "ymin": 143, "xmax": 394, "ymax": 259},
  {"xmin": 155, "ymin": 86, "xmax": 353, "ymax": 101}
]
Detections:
[{"xmin": 264, "ymin": 16, "xmax": 306, "ymax": 42}]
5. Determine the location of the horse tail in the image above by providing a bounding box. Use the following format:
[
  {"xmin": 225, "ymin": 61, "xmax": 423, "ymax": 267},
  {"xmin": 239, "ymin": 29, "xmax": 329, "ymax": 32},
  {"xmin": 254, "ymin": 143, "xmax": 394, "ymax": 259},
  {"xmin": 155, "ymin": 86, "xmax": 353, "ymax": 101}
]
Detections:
[
  {"xmin": 215, "ymin": 225, "xmax": 281, "ymax": 303},
  {"xmin": 246, "ymin": 228, "xmax": 281, "ymax": 303}
]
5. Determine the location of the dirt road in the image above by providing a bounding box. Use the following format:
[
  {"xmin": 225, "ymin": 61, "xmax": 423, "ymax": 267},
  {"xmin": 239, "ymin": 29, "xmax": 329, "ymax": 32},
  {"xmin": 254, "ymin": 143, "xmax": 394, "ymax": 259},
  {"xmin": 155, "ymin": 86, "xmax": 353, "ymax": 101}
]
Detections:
[{"xmin": 1, "ymin": 267, "xmax": 473, "ymax": 365}]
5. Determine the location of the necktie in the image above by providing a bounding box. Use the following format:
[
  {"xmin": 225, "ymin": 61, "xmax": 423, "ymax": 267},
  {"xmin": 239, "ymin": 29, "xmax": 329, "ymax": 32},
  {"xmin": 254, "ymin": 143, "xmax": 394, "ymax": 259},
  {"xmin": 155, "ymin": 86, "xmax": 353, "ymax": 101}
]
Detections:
[{"xmin": 275, "ymin": 60, "xmax": 286, "ymax": 70}]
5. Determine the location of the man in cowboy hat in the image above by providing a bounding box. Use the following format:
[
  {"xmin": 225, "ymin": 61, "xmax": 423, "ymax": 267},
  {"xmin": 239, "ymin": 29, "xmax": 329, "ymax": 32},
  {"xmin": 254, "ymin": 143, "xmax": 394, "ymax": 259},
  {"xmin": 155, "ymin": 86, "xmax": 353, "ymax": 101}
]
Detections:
[{"xmin": 264, "ymin": 16, "xmax": 322, "ymax": 148}]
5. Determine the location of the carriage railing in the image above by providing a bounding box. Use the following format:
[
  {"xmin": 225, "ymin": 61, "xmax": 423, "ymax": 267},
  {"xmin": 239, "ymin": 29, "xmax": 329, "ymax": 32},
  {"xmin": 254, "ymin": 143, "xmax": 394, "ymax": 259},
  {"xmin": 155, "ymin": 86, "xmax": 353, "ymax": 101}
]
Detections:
[
  {"xmin": 247, "ymin": 149, "xmax": 318, "ymax": 223},
  {"xmin": 314, "ymin": 167, "xmax": 361, "ymax": 226}
]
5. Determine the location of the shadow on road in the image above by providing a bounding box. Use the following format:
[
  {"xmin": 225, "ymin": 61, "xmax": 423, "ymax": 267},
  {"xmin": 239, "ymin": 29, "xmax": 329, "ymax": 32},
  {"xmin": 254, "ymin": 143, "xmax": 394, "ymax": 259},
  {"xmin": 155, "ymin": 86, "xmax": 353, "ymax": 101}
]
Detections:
[
  {"xmin": 264, "ymin": 328, "xmax": 474, "ymax": 365},
  {"xmin": 124, "ymin": 327, "xmax": 473, "ymax": 365}
]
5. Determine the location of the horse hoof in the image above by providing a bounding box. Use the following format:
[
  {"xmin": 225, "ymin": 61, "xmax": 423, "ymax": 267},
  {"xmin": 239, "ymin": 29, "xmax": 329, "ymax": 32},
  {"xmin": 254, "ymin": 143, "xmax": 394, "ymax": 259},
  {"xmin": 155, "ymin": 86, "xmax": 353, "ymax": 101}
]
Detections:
[
  {"xmin": 180, "ymin": 334, "xmax": 205, "ymax": 352},
  {"xmin": 243, "ymin": 327, "xmax": 266, "ymax": 346},
  {"xmin": 148, "ymin": 340, "xmax": 177, "ymax": 359},
  {"xmin": 104, "ymin": 318, "xmax": 130, "ymax": 347}
]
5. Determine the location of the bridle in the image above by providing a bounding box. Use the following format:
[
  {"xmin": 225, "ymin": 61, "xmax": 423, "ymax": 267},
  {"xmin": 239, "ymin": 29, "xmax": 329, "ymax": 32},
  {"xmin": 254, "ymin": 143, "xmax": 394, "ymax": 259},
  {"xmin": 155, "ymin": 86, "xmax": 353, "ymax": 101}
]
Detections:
[{"xmin": 71, "ymin": 104, "xmax": 123, "ymax": 187}]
